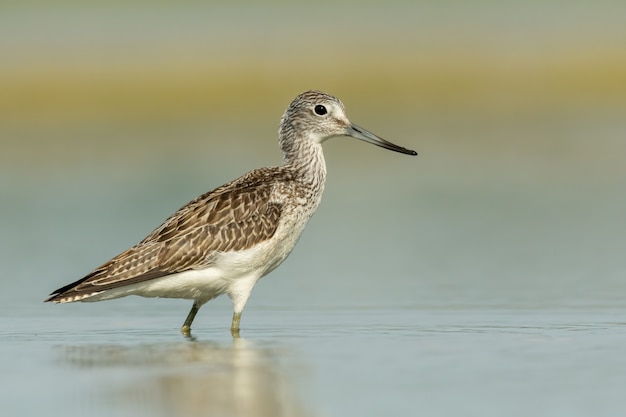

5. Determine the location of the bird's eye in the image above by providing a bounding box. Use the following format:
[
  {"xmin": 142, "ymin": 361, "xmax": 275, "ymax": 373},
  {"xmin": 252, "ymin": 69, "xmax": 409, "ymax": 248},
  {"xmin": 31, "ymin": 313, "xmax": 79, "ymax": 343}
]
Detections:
[{"xmin": 314, "ymin": 105, "xmax": 327, "ymax": 116}]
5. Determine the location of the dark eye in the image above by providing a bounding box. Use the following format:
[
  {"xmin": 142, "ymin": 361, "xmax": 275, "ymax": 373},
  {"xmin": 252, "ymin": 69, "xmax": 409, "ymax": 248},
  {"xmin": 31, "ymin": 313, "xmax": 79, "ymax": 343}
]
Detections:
[{"xmin": 314, "ymin": 105, "xmax": 327, "ymax": 116}]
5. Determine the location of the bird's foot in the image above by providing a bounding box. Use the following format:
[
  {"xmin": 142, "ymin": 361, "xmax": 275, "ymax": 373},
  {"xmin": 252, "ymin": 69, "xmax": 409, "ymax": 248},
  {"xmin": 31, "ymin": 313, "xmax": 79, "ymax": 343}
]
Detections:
[
  {"xmin": 181, "ymin": 325, "xmax": 193, "ymax": 339},
  {"xmin": 230, "ymin": 327, "xmax": 240, "ymax": 338}
]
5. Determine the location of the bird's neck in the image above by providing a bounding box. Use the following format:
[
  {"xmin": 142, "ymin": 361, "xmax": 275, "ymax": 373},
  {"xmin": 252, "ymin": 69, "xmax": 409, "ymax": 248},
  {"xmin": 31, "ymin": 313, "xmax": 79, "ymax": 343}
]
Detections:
[{"xmin": 282, "ymin": 137, "xmax": 327, "ymax": 188}]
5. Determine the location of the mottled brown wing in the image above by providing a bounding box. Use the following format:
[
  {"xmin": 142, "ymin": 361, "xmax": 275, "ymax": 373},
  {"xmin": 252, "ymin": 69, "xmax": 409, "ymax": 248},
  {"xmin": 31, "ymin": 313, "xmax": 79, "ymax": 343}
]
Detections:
[{"xmin": 46, "ymin": 173, "xmax": 285, "ymax": 302}]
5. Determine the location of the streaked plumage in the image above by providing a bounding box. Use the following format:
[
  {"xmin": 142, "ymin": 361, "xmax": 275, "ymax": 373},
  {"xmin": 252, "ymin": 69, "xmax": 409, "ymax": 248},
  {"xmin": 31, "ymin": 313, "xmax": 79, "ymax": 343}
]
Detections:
[{"xmin": 46, "ymin": 90, "xmax": 417, "ymax": 336}]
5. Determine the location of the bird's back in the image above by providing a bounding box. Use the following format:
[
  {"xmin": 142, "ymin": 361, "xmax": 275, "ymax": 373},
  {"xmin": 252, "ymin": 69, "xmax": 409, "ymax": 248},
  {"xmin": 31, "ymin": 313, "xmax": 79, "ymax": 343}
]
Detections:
[{"xmin": 45, "ymin": 165, "xmax": 318, "ymax": 303}]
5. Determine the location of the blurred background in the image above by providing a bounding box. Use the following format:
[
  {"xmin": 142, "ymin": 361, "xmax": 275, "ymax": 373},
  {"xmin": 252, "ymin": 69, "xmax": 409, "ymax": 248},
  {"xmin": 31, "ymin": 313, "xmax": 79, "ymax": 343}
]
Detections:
[
  {"xmin": 2, "ymin": 0, "xmax": 625, "ymax": 308},
  {"xmin": 1, "ymin": 1, "xmax": 626, "ymax": 417}
]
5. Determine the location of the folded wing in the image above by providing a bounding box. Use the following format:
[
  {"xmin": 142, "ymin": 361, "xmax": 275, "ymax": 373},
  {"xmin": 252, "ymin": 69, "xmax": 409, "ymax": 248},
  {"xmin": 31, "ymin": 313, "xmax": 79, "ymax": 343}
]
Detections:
[{"xmin": 46, "ymin": 172, "xmax": 285, "ymax": 303}]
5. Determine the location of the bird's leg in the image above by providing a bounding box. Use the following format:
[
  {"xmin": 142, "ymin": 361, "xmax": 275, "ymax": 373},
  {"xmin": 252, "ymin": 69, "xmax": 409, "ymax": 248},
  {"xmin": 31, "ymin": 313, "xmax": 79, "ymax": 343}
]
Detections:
[
  {"xmin": 227, "ymin": 278, "xmax": 256, "ymax": 337},
  {"xmin": 181, "ymin": 301, "xmax": 200, "ymax": 337},
  {"xmin": 231, "ymin": 312, "xmax": 242, "ymax": 338}
]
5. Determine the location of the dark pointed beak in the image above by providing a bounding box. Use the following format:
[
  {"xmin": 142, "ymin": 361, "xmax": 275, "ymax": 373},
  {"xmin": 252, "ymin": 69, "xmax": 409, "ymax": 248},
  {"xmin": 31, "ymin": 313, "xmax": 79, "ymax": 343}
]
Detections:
[{"xmin": 347, "ymin": 124, "xmax": 417, "ymax": 156}]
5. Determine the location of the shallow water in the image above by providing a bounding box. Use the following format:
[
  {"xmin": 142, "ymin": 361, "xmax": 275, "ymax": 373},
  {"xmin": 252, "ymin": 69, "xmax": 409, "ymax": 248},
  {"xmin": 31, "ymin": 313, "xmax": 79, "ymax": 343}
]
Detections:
[{"xmin": 4, "ymin": 306, "xmax": 626, "ymax": 417}]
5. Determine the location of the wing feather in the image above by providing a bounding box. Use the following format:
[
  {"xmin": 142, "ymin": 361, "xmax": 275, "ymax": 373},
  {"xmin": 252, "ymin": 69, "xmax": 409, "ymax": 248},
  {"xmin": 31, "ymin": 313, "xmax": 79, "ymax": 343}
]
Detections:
[{"xmin": 46, "ymin": 169, "xmax": 290, "ymax": 302}]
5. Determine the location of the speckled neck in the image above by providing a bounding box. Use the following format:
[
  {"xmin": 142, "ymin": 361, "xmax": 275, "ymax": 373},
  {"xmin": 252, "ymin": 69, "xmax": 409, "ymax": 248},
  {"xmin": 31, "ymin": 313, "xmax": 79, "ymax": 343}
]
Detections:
[{"xmin": 279, "ymin": 121, "xmax": 327, "ymax": 188}]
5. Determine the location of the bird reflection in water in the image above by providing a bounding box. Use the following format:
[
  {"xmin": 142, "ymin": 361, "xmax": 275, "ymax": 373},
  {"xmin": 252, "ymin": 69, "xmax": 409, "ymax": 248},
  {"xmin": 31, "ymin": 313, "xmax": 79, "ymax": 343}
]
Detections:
[{"xmin": 58, "ymin": 338, "xmax": 313, "ymax": 417}]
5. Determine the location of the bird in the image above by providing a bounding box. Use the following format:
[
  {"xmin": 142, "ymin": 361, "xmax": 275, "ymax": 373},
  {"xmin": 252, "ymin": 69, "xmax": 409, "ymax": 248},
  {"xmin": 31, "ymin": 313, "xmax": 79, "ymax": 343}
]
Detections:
[{"xmin": 45, "ymin": 90, "xmax": 417, "ymax": 337}]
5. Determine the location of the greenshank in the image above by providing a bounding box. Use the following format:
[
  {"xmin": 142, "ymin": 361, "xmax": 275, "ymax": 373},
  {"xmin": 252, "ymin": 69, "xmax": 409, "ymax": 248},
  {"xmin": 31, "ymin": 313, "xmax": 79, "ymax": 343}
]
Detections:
[{"xmin": 46, "ymin": 90, "xmax": 417, "ymax": 337}]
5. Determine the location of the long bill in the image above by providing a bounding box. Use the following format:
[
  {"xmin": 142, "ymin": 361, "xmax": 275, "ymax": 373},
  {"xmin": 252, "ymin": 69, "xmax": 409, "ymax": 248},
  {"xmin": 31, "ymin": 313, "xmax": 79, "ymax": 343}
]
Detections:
[{"xmin": 347, "ymin": 124, "xmax": 417, "ymax": 156}]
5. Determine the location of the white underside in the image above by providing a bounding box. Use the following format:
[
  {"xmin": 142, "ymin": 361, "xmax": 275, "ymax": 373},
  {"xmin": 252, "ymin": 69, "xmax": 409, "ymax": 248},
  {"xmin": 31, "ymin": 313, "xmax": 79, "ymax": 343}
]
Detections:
[{"xmin": 85, "ymin": 267, "xmax": 244, "ymax": 304}]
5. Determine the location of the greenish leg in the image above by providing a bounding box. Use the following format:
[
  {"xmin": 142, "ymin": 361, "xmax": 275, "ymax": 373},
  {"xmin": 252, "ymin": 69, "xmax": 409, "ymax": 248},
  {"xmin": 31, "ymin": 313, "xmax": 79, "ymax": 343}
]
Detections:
[
  {"xmin": 231, "ymin": 312, "xmax": 242, "ymax": 338},
  {"xmin": 181, "ymin": 301, "xmax": 200, "ymax": 337}
]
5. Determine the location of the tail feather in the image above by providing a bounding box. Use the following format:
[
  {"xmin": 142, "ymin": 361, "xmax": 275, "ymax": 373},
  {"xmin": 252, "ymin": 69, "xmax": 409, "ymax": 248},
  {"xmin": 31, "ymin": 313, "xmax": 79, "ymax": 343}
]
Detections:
[{"xmin": 44, "ymin": 270, "xmax": 103, "ymax": 303}]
